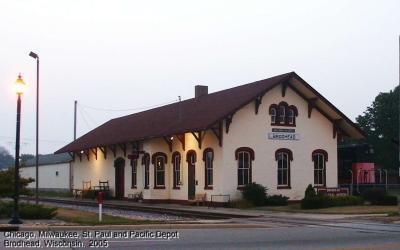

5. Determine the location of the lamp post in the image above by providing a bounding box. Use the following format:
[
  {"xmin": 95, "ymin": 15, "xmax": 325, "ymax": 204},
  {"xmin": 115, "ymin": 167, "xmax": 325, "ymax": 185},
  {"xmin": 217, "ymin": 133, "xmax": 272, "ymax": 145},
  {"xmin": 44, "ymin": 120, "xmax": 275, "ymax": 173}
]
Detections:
[
  {"xmin": 29, "ymin": 51, "xmax": 39, "ymax": 205},
  {"xmin": 9, "ymin": 74, "xmax": 26, "ymax": 225}
]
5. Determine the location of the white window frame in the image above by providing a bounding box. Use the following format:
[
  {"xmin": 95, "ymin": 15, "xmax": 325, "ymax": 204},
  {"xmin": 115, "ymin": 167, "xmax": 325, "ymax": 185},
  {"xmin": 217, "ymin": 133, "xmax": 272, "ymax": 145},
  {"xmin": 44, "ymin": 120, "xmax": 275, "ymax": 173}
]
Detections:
[
  {"xmin": 155, "ymin": 156, "xmax": 165, "ymax": 187},
  {"xmin": 205, "ymin": 151, "xmax": 213, "ymax": 187},
  {"xmin": 314, "ymin": 153, "xmax": 325, "ymax": 186},
  {"xmin": 271, "ymin": 107, "xmax": 276, "ymax": 124},
  {"xmin": 288, "ymin": 109, "xmax": 295, "ymax": 125},
  {"xmin": 277, "ymin": 152, "xmax": 289, "ymax": 187},
  {"xmin": 238, "ymin": 151, "xmax": 251, "ymax": 187},
  {"xmin": 173, "ymin": 154, "xmax": 181, "ymax": 187},
  {"xmin": 279, "ymin": 105, "xmax": 286, "ymax": 124}
]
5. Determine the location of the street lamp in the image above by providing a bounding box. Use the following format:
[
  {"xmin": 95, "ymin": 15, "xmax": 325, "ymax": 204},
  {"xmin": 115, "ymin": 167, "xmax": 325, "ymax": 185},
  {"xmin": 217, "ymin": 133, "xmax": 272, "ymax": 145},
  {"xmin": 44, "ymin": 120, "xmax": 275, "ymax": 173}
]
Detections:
[
  {"xmin": 9, "ymin": 74, "xmax": 26, "ymax": 225},
  {"xmin": 29, "ymin": 51, "xmax": 39, "ymax": 205}
]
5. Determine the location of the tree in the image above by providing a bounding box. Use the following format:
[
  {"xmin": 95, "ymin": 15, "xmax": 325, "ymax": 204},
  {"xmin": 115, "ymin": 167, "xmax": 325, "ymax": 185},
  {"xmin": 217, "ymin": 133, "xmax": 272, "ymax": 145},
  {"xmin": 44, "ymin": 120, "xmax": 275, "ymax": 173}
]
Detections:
[
  {"xmin": 20, "ymin": 154, "xmax": 34, "ymax": 164},
  {"xmin": 0, "ymin": 146, "xmax": 14, "ymax": 170},
  {"xmin": 0, "ymin": 167, "xmax": 34, "ymax": 197},
  {"xmin": 354, "ymin": 86, "xmax": 399, "ymax": 170}
]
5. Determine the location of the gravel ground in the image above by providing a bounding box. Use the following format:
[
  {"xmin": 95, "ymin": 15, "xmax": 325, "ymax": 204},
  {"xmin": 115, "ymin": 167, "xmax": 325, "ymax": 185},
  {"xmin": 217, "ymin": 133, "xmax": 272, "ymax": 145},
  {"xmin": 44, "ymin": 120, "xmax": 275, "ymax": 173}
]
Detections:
[{"xmin": 39, "ymin": 201, "xmax": 193, "ymax": 221}]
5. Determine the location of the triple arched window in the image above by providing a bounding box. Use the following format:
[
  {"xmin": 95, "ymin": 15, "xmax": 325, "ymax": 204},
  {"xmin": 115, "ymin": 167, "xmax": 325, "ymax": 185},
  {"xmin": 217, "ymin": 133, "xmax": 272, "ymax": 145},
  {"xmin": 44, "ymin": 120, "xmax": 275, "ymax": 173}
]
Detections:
[{"xmin": 269, "ymin": 102, "xmax": 298, "ymax": 126}]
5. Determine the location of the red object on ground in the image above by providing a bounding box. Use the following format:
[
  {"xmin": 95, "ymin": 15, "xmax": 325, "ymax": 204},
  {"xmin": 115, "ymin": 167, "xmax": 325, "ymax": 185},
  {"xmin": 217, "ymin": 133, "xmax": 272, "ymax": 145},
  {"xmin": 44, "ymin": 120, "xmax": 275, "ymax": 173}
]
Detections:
[
  {"xmin": 98, "ymin": 192, "xmax": 103, "ymax": 204},
  {"xmin": 352, "ymin": 163, "xmax": 375, "ymax": 184}
]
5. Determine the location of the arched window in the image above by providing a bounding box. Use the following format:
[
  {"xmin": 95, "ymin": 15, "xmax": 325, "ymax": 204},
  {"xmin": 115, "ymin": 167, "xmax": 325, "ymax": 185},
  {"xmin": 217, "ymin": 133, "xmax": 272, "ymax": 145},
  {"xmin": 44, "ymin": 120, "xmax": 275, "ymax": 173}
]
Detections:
[
  {"xmin": 172, "ymin": 152, "xmax": 181, "ymax": 189},
  {"xmin": 312, "ymin": 149, "xmax": 328, "ymax": 187},
  {"xmin": 288, "ymin": 105, "xmax": 298, "ymax": 125},
  {"xmin": 288, "ymin": 109, "xmax": 294, "ymax": 125},
  {"xmin": 279, "ymin": 104, "xmax": 286, "ymax": 124},
  {"xmin": 269, "ymin": 104, "xmax": 278, "ymax": 125},
  {"xmin": 131, "ymin": 159, "xmax": 137, "ymax": 189},
  {"xmin": 235, "ymin": 147, "xmax": 255, "ymax": 188},
  {"xmin": 275, "ymin": 148, "xmax": 293, "ymax": 188},
  {"xmin": 141, "ymin": 153, "xmax": 150, "ymax": 189},
  {"xmin": 203, "ymin": 148, "xmax": 214, "ymax": 189},
  {"xmin": 152, "ymin": 152, "xmax": 167, "ymax": 189}
]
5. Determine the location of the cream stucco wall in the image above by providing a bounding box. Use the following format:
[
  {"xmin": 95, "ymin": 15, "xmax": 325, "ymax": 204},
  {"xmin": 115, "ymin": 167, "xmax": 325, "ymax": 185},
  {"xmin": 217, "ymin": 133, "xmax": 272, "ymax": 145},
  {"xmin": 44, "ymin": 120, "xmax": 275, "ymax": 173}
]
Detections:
[
  {"xmin": 20, "ymin": 163, "xmax": 71, "ymax": 190},
  {"xmin": 221, "ymin": 85, "xmax": 337, "ymax": 200},
  {"xmin": 71, "ymin": 83, "xmax": 337, "ymax": 201}
]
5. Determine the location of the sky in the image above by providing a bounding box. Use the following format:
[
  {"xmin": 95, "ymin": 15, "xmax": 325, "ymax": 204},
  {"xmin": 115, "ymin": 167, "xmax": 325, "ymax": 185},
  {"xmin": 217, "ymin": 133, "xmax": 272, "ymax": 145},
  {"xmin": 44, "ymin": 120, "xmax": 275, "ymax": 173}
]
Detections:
[{"xmin": 0, "ymin": 0, "xmax": 399, "ymax": 156}]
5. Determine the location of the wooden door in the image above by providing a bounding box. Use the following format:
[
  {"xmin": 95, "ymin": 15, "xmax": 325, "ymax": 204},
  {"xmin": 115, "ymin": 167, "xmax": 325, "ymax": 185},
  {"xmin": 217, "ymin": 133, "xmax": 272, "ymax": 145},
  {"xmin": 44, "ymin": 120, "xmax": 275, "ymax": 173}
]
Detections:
[
  {"xmin": 114, "ymin": 158, "xmax": 125, "ymax": 199},
  {"xmin": 187, "ymin": 151, "xmax": 196, "ymax": 200}
]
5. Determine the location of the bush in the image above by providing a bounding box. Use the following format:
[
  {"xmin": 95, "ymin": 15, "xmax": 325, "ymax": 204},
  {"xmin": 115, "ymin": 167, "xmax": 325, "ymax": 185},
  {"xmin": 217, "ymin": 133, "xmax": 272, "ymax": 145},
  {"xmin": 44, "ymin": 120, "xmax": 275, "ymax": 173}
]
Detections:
[
  {"xmin": 361, "ymin": 188, "xmax": 386, "ymax": 204},
  {"xmin": 304, "ymin": 184, "xmax": 316, "ymax": 199},
  {"xmin": 301, "ymin": 194, "xmax": 329, "ymax": 209},
  {"xmin": 265, "ymin": 195, "xmax": 289, "ymax": 206},
  {"xmin": 301, "ymin": 195, "xmax": 363, "ymax": 209},
  {"xmin": 0, "ymin": 201, "xmax": 57, "ymax": 219},
  {"xmin": 241, "ymin": 182, "xmax": 267, "ymax": 206},
  {"xmin": 327, "ymin": 196, "xmax": 363, "ymax": 207},
  {"xmin": 375, "ymin": 195, "xmax": 398, "ymax": 206}
]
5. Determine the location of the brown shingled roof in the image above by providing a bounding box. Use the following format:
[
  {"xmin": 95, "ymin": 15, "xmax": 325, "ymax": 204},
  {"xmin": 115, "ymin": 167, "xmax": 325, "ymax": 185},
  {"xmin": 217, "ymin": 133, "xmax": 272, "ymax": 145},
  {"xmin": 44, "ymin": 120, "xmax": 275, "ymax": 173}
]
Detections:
[{"xmin": 55, "ymin": 72, "xmax": 365, "ymax": 154}]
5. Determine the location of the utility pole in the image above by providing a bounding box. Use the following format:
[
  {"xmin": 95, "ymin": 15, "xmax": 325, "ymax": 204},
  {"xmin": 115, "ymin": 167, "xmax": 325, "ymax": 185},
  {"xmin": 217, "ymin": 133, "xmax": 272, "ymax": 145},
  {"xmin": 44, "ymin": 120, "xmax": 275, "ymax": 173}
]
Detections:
[
  {"xmin": 74, "ymin": 100, "xmax": 77, "ymax": 140},
  {"xmin": 29, "ymin": 51, "xmax": 39, "ymax": 205}
]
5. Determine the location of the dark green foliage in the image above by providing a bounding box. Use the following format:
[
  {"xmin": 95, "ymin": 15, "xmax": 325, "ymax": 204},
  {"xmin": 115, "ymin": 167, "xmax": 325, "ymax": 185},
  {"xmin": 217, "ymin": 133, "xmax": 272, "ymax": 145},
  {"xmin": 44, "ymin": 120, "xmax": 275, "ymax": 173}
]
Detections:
[
  {"xmin": 241, "ymin": 182, "xmax": 267, "ymax": 206},
  {"xmin": 327, "ymin": 196, "xmax": 364, "ymax": 206},
  {"xmin": 0, "ymin": 167, "xmax": 34, "ymax": 197},
  {"xmin": 361, "ymin": 188, "xmax": 386, "ymax": 204},
  {"xmin": 265, "ymin": 195, "xmax": 289, "ymax": 206},
  {"xmin": 0, "ymin": 201, "xmax": 57, "ymax": 219},
  {"xmin": 20, "ymin": 154, "xmax": 35, "ymax": 164},
  {"xmin": 350, "ymin": 86, "xmax": 399, "ymax": 170},
  {"xmin": 359, "ymin": 188, "xmax": 398, "ymax": 205},
  {"xmin": 376, "ymin": 195, "xmax": 398, "ymax": 205},
  {"xmin": 304, "ymin": 184, "xmax": 316, "ymax": 198},
  {"xmin": 301, "ymin": 195, "xmax": 363, "ymax": 209}
]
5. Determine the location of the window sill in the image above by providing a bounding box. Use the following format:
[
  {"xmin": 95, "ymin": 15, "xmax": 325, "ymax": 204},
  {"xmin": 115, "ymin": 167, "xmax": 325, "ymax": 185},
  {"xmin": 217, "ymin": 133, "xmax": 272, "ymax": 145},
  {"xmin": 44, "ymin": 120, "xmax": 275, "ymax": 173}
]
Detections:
[
  {"xmin": 153, "ymin": 186, "xmax": 165, "ymax": 189},
  {"xmin": 144, "ymin": 186, "xmax": 149, "ymax": 190},
  {"xmin": 204, "ymin": 186, "xmax": 213, "ymax": 190},
  {"xmin": 131, "ymin": 186, "xmax": 137, "ymax": 189},
  {"xmin": 277, "ymin": 186, "xmax": 291, "ymax": 189},
  {"xmin": 172, "ymin": 187, "xmax": 180, "ymax": 190},
  {"xmin": 237, "ymin": 186, "xmax": 245, "ymax": 190}
]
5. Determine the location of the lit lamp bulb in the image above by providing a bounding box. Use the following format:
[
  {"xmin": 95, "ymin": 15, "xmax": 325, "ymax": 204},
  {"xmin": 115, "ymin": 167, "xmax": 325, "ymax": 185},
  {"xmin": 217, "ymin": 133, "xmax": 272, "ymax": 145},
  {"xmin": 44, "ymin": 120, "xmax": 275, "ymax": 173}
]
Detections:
[{"xmin": 14, "ymin": 74, "xmax": 27, "ymax": 95}]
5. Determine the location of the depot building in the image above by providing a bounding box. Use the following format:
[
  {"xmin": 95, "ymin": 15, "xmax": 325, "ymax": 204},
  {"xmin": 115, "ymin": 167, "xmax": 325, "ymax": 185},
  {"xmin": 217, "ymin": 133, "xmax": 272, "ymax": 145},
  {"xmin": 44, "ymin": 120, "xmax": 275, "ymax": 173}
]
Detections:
[{"xmin": 55, "ymin": 72, "xmax": 365, "ymax": 202}]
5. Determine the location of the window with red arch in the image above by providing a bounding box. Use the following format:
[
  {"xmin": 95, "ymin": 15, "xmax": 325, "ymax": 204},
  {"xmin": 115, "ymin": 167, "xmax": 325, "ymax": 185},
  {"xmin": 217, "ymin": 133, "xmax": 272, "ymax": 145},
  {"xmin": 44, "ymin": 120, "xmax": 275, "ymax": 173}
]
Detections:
[
  {"xmin": 235, "ymin": 147, "xmax": 254, "ymax": 188},
  {"xmin": 172, "ymin": 152, "xmax": 181, "ymax": 189},
  {"xmin": 203, "ymin": 148, "xmax": 214, "ymax": 189},
  {"xmin": 269, "ymin": 102, "xmax": 298, "ymax": 126},
  {"xmin": 312, "ymin": 149, "xmax": 328, "ymax": 187},
  {"xmin": 275, "ymin": 148, "xmax": 293, "ymax": 188},
  {"xmin": 152, "ymin": 152, "xmax": 167, "ymax": 189}
]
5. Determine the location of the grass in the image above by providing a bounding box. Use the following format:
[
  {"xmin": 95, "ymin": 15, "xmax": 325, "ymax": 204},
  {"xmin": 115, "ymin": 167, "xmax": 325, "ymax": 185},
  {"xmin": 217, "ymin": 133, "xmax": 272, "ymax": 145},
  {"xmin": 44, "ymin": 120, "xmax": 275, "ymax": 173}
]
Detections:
[
  {"xmin": 54, "ymin": 207, "xmax": 164, "ymax": 226},
  {"xmin": 252, "ymin": 204, "xmax": 400, "ymax": 215}
]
